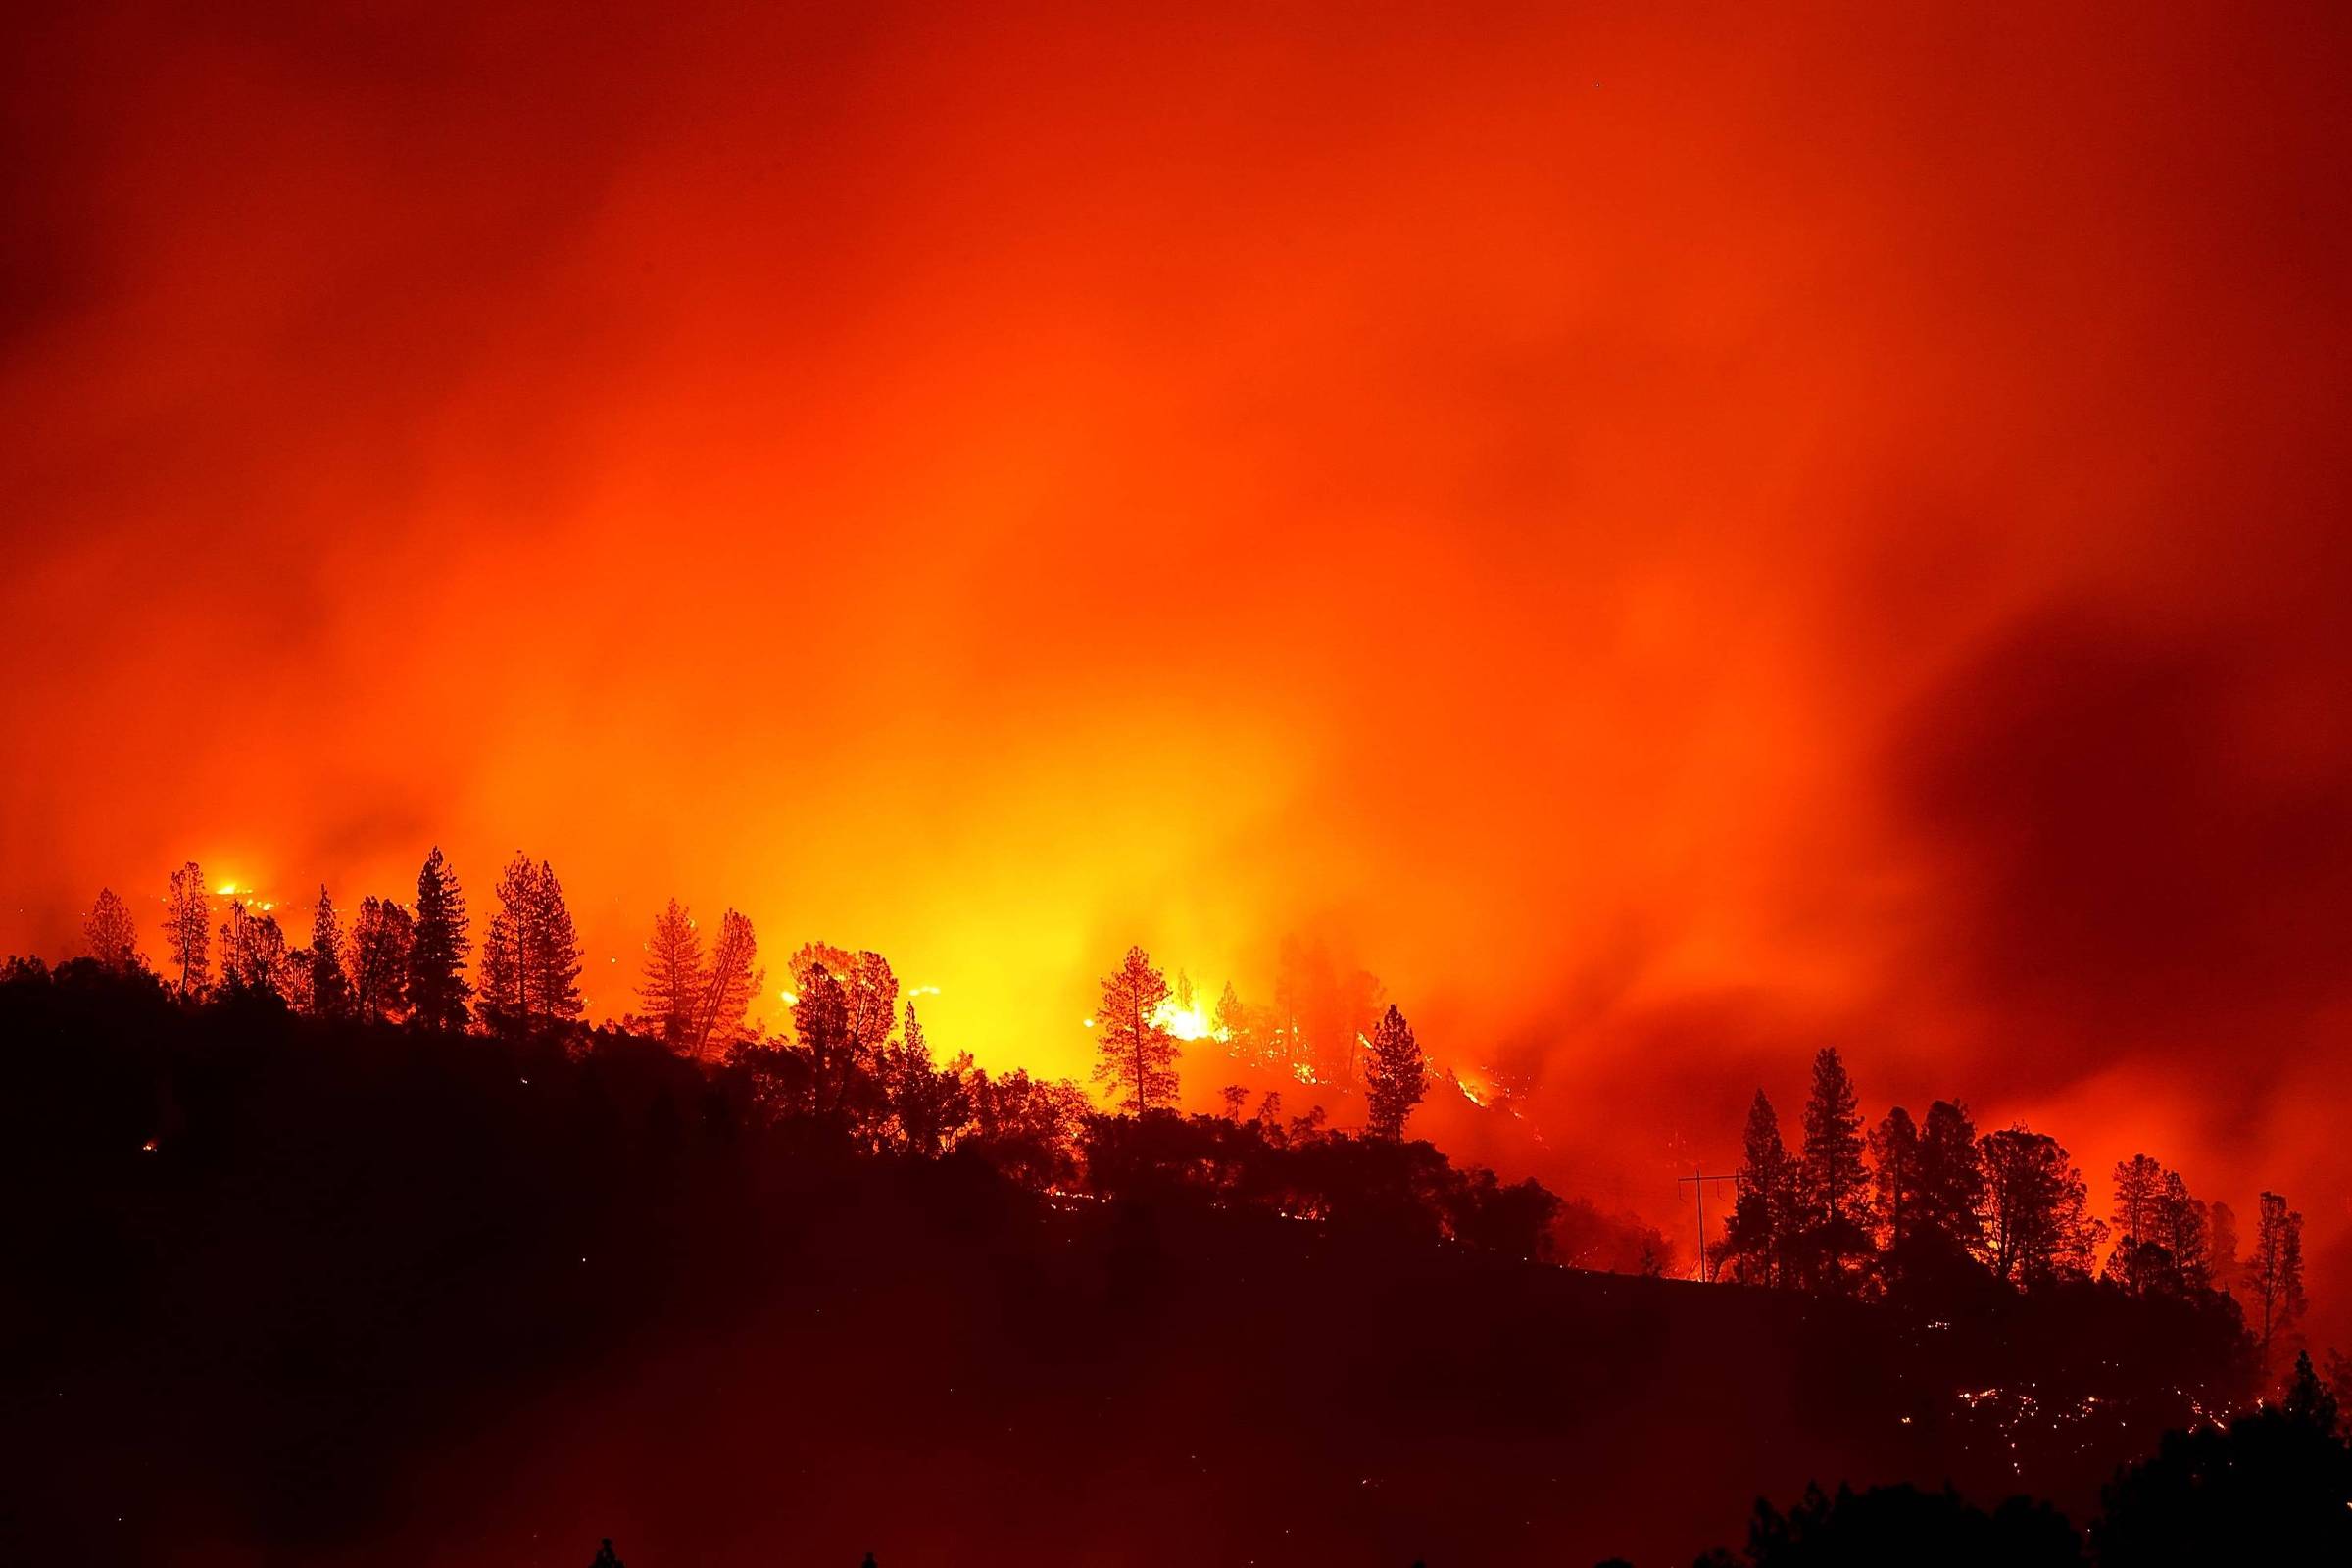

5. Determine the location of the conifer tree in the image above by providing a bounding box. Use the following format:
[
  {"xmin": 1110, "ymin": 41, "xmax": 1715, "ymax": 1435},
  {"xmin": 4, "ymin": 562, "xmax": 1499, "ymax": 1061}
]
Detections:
[
  {"xmin": 793, "ymin": 960, "xmax": 853, "ymax": 1102},
  {"xmin": 1722, "ymin": 1090, "xmax": 1796, "ymax": 1285},
  {"xmin": 481, "ymin": 855, "xmax": 583, "ymax": 1041},
  {"xmin": 1915, "ymin": 1099, "xmax": 1986, "ymax": 1254},
  {"xmin": 1870, "ymin": 1105, "xmax": 1922, "ymax": 1253},
  {"xmin": 407, "ymin": 848, "xmax": 471, "ymax": 1030},
  {"xmin": 1362, "ymin": 1003, "xmax": 1427, "ymax": 1141},
  {"xmin": 82, "ymin": 887, "xmax": 144, "ymax": 972},
  {"xmin": 1797, "ymin": 1047, "xmax": 1871, "ymax": 1289},
  {"xmin": 348, "ymin": 896, "xmax": 414, "ymax": 1022},
  {"xmin": 1093, "ymin": 945, "xmax": 1178, "ymax": 1114},
  {"xmin": 690, "ymin": 908, "xmax": 760, "ymax": 1060},
  {"xmin": 164, "ymin": 861, "xmax": 212, "ymax": 999},
  {"xmin": 2111, "ymin": 1152, "xmax": 2167, "ymax": 1292},
  {"xmin": 2249, "ymin": 1191, "xmax": 2309, "ymax": 1378},
  {"xmin": 307, "ymin": 886, "xmax": 350, "ymax": 1018},
  {"xmin": 640, "ymin": 898, "xmax": 704, "ymax": 1049}
]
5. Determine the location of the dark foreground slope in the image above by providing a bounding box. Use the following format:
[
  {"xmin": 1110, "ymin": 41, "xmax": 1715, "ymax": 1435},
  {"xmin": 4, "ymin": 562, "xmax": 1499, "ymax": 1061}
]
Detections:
[{"xmin": 0, "ymin": 969, "xmax": 2237, "ymax": 1566}]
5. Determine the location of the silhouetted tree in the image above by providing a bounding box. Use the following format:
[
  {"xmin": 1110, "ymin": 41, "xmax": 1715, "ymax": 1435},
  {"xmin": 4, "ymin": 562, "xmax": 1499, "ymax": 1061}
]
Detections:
[
  {"xmin": 2110, "ymin": 1153, "xmax": 2165, "ymax": 1293},
  {"xmin": 2153, "ymin": 1170, "xmax": 2211, "ymax": 1292},
  {"xmin": 1915, "ymin": 1099, "xmax": 1986, "ymax": 1252},
  {"xmin": 1092, "ymin": 946, "xmax": 1179, "ymax": 1114},
  {"xmin": 792, "ymin": 960, "xmax": 854, "ymax": 1110},
  {"xmin": 217, "ymin": 901, "xmax": 294, "ymax": 1002},
  {"xmin": 789, "ymin": 943, "xmax": 896, "ymax": 1098},
  {"xmin": 306, "ymin": 886, "xmax": 350, "ymax": 1019},
  {"xmin": 81, "ymin": 887, "xmax": 144, "ymax": 973},
  {"xmin": 1796, "ymin": 1048, "xmax": 1871, "ymax": 1291},
  {"xmin": 2248, "ymin": 1191, "xmax": 2308, "ymax": 1380},
  {"xmin": 689, "ymin": 907, "xmax": 760, "ymax": 1060},
  {"xmin": 640, "ymin": 898, "xmax": 703, "ymax": 1049},
  {"xmin": 1977, "ymin": 1126, "xmax": 2102, "ymax": 1287},
  {"xmin": 1870, "ymin": 1105, "xmax": 1922, "ymax": 1255},
  {"xmin": 407, "ymin": 847, "xmax": 471, "ymax": 1030},
  {"xmin": 480, "ymin": 855, "xmax": 584, "ymax": 1042},
  {"xmin": 881, "ymin": 1000, "xmax": 972, "ymax": 1156},
  {"xmin": 1722, "ymin": 1090, "xmax": 1796, "ymax": 1286},
  {"xmin": 2095, "ymin": 1348, "xmax": 2351, "ymax": 1565},
  {"xmin": 589, "ymin": 1539, "xmax": 624, "ymax": 1568},
  {"xmin": 347, "ymin": 896, "xmax": 414, "ymax": 1022},
  {"xmin": 1362, "ymin": 1004, "xmax": 1427, "ymax": 1141},
  {"xmin": 164, "ymin": 860, "xmax": 211, "ymax": 999}
]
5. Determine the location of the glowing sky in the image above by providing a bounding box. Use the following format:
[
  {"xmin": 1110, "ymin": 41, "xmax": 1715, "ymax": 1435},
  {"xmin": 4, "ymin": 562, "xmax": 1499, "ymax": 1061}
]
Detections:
[{"xmin": 3, "ymin": 1, "xmax": 2348, "ymax": 1328}]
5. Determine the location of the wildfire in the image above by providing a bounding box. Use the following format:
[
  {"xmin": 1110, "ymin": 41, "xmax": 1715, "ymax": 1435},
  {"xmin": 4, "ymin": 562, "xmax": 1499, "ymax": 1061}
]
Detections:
[{"xmin": 1151, "ymin": 994, "xmax": 1226, "ymax": 1043}]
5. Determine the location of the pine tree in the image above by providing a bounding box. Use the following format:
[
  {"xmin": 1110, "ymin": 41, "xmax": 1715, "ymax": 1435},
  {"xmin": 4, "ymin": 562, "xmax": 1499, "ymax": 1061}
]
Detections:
[
  {"xmin": 1870, "ymin": 1105, "xmax": 1921, "ymax": 1253},
  {"xmin": 1722, "ymin": 1090, "xmax": 1796, "ymax": 1286},
  {"xmin": 2154, "ymin": 1170, "xmax": 2212, "ymax": 1291},
  {"xmin": 407, "ymin": 848, "xmax": 471, "ymax": 1030},
  {"xmin": 690, "ymin": 908, "xmax": 760, "ymax": 1060},
  {"xmin": 306, "ymin": 886, "xmax": 351, "ymax": 1018},
  {"xmin": 1093, "ymin": 945, "xmax": 1178, "ymax": 1114},
  {"xmin": 81, "ymin": 887, "xmax": 144, "ymax": 972},
  {"xmin": 2249, "ymin": 1191, "xmax": 2309, "ymax": 1379},
  {"xmin": 1797, "ymin": 1047, "xmax": 1871, "ymax": 1290},
  {"xmin": 1915, "ymin": 1100, "xmax": 1985, "ymax": 1254},
  {"xmin": 1976, "ymin": 1126, "xmax": 2103, "ymax": 1287},
  {"xmin": 481, "ymin": 855, "xmax": 583, "ymax": 1041},
  {"xmin": 1362, "ymin": 1003, "xmax": 1427, "ymax": 1140},
  {"xmin": 640, "ymin": 899, "xmax": 704, "ymax": 1049},
  {"xmin": 348, "ymin": 896, "xmax": 414, "ymax": 1022},
  {"xmin": 2111, "ymin": 1152, "xmax": 2167, "ymax": 1292},
  {"xmin": 164, "ymin": 861, "xmax": 212, "ymax": 999}
]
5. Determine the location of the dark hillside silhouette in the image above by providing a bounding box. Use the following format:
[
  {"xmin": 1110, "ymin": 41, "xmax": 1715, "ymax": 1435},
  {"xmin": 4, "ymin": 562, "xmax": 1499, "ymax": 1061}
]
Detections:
[{"xmin": 0, "ymin": 958, "xmax": 2281, "ymax": 1565}]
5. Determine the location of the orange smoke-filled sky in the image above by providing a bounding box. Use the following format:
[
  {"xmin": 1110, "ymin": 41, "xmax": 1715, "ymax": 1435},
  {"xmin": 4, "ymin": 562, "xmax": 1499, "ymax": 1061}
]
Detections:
[{"xmin": 4, "ymin": 1, "xmax": 2349, "ymax": 1320}]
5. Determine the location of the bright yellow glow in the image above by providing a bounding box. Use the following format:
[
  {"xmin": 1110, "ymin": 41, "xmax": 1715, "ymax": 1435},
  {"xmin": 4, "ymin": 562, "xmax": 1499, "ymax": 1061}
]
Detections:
[
  {"xmin": 216, "ymin": 882, "xmax": 237, "ymax": 896},
  {"xmin": 1151, "ymin": 994, "xmax": 1227, "ymax": 1043}
]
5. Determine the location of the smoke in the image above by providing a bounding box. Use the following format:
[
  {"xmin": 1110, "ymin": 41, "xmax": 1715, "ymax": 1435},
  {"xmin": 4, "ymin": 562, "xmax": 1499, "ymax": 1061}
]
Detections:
[{"xmin": 3, "ymin": 2, "xmax": 2350, "ymax": 1330}]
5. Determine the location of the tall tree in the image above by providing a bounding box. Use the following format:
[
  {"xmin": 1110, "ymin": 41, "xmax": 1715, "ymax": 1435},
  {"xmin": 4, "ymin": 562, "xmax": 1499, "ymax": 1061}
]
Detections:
[
  {"xmin": 81, "ymin": 888, "xmax": 144, "ymax": 972},
  {"xmin": 1722, "ymin": 1091, "xmax": 1797, "ymax": 1286},
  {"xmin": 306, "ymin": 886, "xmax": 350, "ymax": 1019},
  {"xmin": 1914, "ymin": 1100, "xmax": 1986, "ymax": 1252},
  {"xmin": 1976, "ymin": 1126, "xmax": 2103, "ymax": 1287},
  {"xmin": 480, "ymin": 855, "xmax": 584, "ymax": 1041},
  {"xmin": 1362, "ymin": 1003, "xmax": 1427, "ymax": 1140},
  {"xmin": 2153, "ymin": 1170, "xmax": 2212, "ymax": 1292},
  {"xmin": 690, "ymin": 908, "xmax": 760, "ymax": 1061},
  {"xmin": 1870, "ymin": 1105, "xmax": 1922, "ymax": 1254},
  {"xmin": 881, "ymin": 999, "xmax": 971, "ymax": 1157},
  {"xmin": 2110, "ymin": 1152, "xmax": 2167, "ymax": 1292},
  {"xmin": 2248, "ymin": 1191, "xmax": 2309, "ymax": 1378},
  {"xmin": 639, "ymin": 899, "xmax": 704, "ymax": 1049},
  {"xmin": 407, "ymin": 848, "xmax": 471, "ymax": 1030},
  {"xmin": 793, "ymin": 959, "xmax": 854, "ymax": 1107},
  {"xmin": 347, "ymin": 896, "xmax": 414, "ymax": 1022},
  {"xmin": 686, "ymin": 911, "xmax": 761, "ymax": 1062},
  {"xmin": 1093, "ymin": 945, "xmax": 1179, "ymax": 1114},
  {"xmin": 164, "ymin": 861, "xmax": 212, "ymax": 999},
  {"xmin": 1797, "ymin": 1047, "xmax": 1872, "ymax": 1290}
]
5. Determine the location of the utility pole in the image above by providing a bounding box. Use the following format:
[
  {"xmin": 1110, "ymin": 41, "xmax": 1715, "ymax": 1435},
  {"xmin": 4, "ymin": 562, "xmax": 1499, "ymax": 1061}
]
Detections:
[{"xmin": 1678, "ymin": 1167, "xmax": 1740, "ymax": 1282}]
